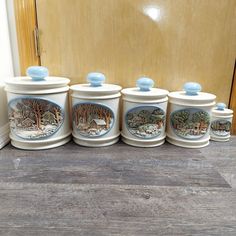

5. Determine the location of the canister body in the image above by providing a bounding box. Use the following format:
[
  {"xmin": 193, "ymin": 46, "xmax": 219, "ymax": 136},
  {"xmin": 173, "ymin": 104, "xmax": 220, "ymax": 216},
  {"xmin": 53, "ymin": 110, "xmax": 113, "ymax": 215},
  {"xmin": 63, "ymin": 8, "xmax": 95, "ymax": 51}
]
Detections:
[
  {"xmin": 166, "ymin": 103, "xmax": 213, "ymax": 148},
  {"xmin": 210, "ymin": 115, "xmax": 233, "ymax": 142},
  {"xmin": 6, "ymin": 91, "xmax": 71, "ymax": 150},
  {"xmin": 71, "ymin": 95, "xmax": 120, "ymax": 147},
  {"xmin": 122, "ymin": 99, "xmax": 168, "ymax": 147}
]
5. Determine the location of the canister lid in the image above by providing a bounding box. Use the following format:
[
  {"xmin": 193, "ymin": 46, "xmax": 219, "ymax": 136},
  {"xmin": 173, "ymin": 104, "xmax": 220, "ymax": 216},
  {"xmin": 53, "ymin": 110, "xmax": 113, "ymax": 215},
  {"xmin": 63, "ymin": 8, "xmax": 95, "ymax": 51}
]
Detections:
[
  {"xmin": 121, "ymin": 77, "xmax": 169, "ymax": 102},
  {"xmin": 168, "ymin": 82, "xmax": 216, "ymax": 106},
  {"xmin": 70, "ymin": 72, "xmax": 122, "ymax": 97},
  {"xmin": 212, "ymin": 103, "xmax": 233, "ymax": 117},
  {"xmin": 5, "ymin": 66, "xmax": 70, "ymax": 94}
]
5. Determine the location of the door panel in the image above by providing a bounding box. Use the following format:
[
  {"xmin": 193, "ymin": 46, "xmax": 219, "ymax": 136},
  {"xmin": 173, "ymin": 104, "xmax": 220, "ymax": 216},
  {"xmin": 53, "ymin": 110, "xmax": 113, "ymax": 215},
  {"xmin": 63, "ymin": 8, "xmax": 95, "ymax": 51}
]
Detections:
[
  {"xmin": 36, "ymin": 0, "xmax": 236, "ymax": 104},
  {"xmin": 15, "ymin": 0, "xmax": 40, "ymax": 74}
]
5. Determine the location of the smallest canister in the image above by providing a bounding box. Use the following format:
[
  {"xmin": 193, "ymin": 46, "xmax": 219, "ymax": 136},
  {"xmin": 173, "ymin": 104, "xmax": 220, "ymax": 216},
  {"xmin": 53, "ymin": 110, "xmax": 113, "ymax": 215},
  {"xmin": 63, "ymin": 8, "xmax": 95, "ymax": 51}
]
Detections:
[
  {"xmin": 121, "ymin": 77, "xmax": 169, "ymax": 147},
  {"xmin": 210, "ymin": 103, "xmax": 233, "ymax": 142}
]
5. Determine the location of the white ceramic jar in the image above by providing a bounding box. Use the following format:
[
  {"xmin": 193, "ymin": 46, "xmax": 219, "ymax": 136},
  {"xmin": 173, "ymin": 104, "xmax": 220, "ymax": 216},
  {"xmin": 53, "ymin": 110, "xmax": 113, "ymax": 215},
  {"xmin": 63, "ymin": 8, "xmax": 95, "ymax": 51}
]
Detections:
[
  {"xmin": 121, "ymin": 77, "xmax": 169, "ymax": 147},
  {"xmin": 210, "ymin": 103, "xmax": 233, "ymax": 142},
  {"xmin": 5, "ymin": 66, "xmax": 71, "ymax": 150},
  {"xmin": 70, "ymin": 72, "xmax": 122, "ymax": 147},
  {"xmin": 166, "ymin": 82, "xmax": 216, "ymax": 148}
]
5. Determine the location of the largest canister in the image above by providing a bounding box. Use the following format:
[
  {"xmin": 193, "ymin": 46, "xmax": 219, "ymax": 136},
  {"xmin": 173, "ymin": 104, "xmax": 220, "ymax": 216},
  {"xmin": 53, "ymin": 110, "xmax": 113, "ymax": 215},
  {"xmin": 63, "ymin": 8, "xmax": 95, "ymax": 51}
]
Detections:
[
  {"xmin": 121, "ymin": 77, "xmax": 169, "ymax": 147},
  {"xmin": 70, "ymin": 72, "xmax": 122, "ymax": 147},
  {"xmin": 5, "ymin": 66, "xmax": 71, "ymax": 150},
  {"xmin": 166, "ymin": 82, "xmax": 216, "ymax": 148}
]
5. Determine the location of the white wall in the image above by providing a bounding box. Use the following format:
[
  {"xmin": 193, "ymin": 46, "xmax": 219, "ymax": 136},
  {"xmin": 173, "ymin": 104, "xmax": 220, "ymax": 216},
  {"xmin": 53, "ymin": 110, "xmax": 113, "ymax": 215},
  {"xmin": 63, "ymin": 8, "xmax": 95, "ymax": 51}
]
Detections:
[
  {"xmin": 0, "ymin": 0, "xmax": 14, "ymax": 81},
  {"xmin": 6, "ymin": 0, "xmax": 21, "ymax": 76},
  {"xmin": 0, "ymin": 0, "xmax": 15, "ymax": 146}
]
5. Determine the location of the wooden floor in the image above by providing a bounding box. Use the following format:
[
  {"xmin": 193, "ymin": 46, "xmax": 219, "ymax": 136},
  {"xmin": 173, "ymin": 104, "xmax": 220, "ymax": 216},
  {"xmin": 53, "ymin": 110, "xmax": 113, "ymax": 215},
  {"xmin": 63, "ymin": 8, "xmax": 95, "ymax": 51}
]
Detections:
[{"xmin": 0, "ymin": 137, "xmax": 236, "ymax": 236}]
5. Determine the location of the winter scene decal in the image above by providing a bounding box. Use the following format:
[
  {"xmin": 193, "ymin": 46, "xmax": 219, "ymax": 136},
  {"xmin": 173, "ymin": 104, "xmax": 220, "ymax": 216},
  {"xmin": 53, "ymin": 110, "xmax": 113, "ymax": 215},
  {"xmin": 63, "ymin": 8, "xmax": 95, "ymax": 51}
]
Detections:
[
  {"xmin": 73, "ymin": 103, "xmax": 114, "ymax": 137},
  {"xmin": 211, "ymin": 120, "xmax": 231, "ymax": 136},
  {"xmin": 171, "ymin": 108, "xmax": 210, "ymax": 139},
  {"xmin": 126, "ymin": 106, "xmax": 165, "ymax": 138},
  {"xmin": 8, "ymin": 98, "xmax": 64, "ymax": 140}
]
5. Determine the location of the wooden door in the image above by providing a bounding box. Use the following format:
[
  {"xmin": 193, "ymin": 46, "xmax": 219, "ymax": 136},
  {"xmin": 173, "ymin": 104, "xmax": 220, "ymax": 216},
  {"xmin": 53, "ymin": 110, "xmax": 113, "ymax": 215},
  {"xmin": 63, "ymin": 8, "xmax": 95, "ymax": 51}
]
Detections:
[
  {"xmin": 14, "ymin": 0, "xmax": 40, "ymax": 74},
  {"xmin": 35, "ymin": 0, "xmax": 236, "ymax": 105}
]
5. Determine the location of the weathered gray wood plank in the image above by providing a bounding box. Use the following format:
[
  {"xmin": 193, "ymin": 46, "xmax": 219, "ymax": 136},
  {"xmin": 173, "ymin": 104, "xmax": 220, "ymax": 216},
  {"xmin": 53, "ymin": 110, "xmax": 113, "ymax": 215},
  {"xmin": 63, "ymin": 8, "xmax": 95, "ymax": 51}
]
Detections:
[
  {"xmin": 200, "ymin": 138, "xmax": 236, "ymax": 188},
  {"xmin": 0, "ymin": 137, "xmax": 235, "ymax": 235},
  {"xmin": 0, "ymin": 183, "xmax": 235, "ymax": 236},
  {"xmin": 0, "ymin": 141, "xmax": 229, "ymax": 188}
]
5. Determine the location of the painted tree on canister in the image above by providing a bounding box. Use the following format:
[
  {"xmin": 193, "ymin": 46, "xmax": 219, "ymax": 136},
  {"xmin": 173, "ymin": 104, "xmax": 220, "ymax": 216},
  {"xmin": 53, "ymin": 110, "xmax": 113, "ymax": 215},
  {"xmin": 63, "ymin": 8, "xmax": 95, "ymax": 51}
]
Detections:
[
  {"xmin": 21, "ymin": 99, "xmax": 44, "ymax": 129},
  {"xmin": 172, "ymin": 110, "xmax": 190, "ymax": 128},
  {"xmin": 152, "ymin": 108, "xmax": 164, "ymax": 116},
  {"xmin": 53, "ymin": 107, "xmax": 62, "ymax": 124},
  {"xmin": 191, "ymin": 111, "xmax": 210, "ymax": 130},
  {"xmin": 103, "ymin": 108, "xmax": 112, "ymax": 129},
  {"xmin": 73, "ymin": 104, "xmax": 112, "ymax": 128},
  {"xmin": 15, "ymin": 102, "xmax": 27, "ymax": 120}
]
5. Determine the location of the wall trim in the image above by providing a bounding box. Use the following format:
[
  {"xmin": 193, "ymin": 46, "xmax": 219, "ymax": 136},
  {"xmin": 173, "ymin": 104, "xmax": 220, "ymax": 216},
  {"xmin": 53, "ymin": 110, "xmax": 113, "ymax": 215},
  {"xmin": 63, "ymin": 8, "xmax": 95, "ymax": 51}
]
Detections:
[
  {"xmin": 0, "ymin": 123, "xmax": 10, "ymax": 149},
  {"xmin": 6, "ymin": 0, "xmax": 20, "ymax": 76}
]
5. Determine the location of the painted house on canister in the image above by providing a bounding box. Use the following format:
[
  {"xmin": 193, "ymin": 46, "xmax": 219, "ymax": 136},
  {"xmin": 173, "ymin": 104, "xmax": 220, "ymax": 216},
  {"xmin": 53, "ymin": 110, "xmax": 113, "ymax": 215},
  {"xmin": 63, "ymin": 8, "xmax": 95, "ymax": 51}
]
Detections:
[
  {"xmin": 42, "ymin": 111, "xmax": 56, "ymax": 125},
  {"xmin": 22, "ymin": 117, "xmax": 35, "ymax": 127},
  {"xmin": 90, "ymin": 119, "xmax": 106, "ymax": 129}
]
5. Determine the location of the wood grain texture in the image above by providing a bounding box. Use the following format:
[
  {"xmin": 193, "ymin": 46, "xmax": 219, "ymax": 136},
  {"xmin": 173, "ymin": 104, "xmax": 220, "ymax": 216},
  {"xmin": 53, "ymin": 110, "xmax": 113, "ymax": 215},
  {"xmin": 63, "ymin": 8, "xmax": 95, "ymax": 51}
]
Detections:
[
  {"xmin": 0, "ymin": 183, "xmax": 235, "ymax": 235},
  {"xmin": 36, "ymin": 0, "xmax": 236, "ymax": 104},
  {"xmin": 0, "ymin": 138, "xmax": 236, "ymax": 235},
  {"xmin": 14, "ymin": 0, "xmax": 40, "ymax": 74},
  {"xmin": 0, "ymin": 141, "xmax": 229, "ymax": 188},
  {"xmin": 200, "ymin": 138, "xmax": 236, "ymax": 188}
]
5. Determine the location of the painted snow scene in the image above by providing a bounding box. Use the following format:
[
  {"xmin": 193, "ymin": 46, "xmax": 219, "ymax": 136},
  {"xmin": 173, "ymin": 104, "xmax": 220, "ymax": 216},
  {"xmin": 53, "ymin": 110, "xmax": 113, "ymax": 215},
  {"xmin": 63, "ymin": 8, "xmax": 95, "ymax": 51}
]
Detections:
[
  {"xmin": 171, "ymin": 108, "xmax": 210, "ymax": 139},
  {"xmin": 211, "ymin": 120, "xmax": 231, "ymax": 136},
  {"xmin": 73, "ymin": 103, "xmax": 114, "ymax": 137},
  {"xmin": 9, "ymin": 98, "xmax": 64, "ymax": 140},
  {"xmin": 126, "ymin": 106, "xmax": 165, "ymax": 138}
]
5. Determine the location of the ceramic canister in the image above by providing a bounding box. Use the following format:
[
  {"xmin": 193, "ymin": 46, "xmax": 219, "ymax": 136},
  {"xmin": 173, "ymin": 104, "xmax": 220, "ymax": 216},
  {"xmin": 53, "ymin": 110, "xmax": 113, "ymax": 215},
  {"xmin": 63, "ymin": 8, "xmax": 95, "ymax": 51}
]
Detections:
[
  {"xmin": 121, "ymin": 77, "xmax": 169, "ymax": 147},
  {"xmin": 166, "ymin": 82, "xmax": 216, "ymax": 148},
  {"xmin": 70, "ymin": 72, "xmax": 122, "ymax": 147},
  {"xmin": 210, "ymin": 103, "xmax": 233, "ymax": 142},
  {"xmin": 5, "ymin": 66, "xmax": 71, "ymax": 150}
]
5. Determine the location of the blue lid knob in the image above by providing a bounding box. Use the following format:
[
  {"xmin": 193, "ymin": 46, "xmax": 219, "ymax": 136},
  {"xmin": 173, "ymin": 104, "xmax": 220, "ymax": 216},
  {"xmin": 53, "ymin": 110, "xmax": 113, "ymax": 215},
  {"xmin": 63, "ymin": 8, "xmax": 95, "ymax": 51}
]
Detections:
[
  {"xmin": 216, "ymin": 103, "xmax": 226, "ymax": 110},
  {"xmin": 183, "ymin": 82, "xmax": 201, "ymax": 95},
  {"xmin": 87, "ymin": 72, "xmax": 105, "ymax": 87},
  {"xmin": 26, "ymin": 66, "xmax": 49, "ymax": 81},
  {"xmin": 136, "ymin": 77, "xmax": 154, "ymax": 91}
]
